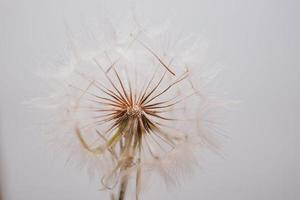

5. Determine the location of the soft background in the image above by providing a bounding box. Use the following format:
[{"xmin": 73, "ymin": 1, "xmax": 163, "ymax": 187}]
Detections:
[{"xmin": 0, "ymin": 0, "xmax": 299, "ymax": 199}]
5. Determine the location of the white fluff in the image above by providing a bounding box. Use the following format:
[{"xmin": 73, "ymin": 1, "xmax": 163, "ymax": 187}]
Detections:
[{"xmin": 31, "ymin": 15, "xmax": 223, "ymax": 198}]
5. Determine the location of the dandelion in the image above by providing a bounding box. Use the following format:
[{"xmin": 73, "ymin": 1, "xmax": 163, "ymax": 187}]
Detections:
[{"xmin": 36, "ymin": 18, "xmax": 221, "ymax": 200}]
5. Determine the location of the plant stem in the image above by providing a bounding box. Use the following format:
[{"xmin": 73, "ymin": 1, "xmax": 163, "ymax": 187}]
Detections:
[{"xmin": 118, "ymin": 175, "xmax": 129, "ymax": 200}]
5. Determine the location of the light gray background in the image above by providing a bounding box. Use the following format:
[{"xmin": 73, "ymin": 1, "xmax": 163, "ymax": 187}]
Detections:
[{"xmin": 0, "ymin": 0, "xmax": 299, "ymax": 199}]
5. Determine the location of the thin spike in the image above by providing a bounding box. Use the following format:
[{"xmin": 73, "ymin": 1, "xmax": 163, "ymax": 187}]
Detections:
[
  {"xmin": 136, "ymin": 39, "xmax": 175, "ymax": 76},
  {"xmin": 140, "ymin": 70, "xmax": 167, "ymax": 105},
  {"xmin": 143, "ymin": 70, "xmax": 189, "ymax": 105},
  {"xmin": 93, "ymin": 58, "xmax": 130, "ymax": 106}
]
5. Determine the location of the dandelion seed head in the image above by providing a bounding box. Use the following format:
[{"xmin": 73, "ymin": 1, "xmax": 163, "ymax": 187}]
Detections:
[{"xmin": 33, "ymin": 16, "xmax": 223, "ymax": 199}]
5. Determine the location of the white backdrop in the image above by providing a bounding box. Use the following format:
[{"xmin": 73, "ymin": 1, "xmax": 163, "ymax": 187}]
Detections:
[{"xmin": 0, "ymin": 0, "xmax": 299, "ymax": 199}]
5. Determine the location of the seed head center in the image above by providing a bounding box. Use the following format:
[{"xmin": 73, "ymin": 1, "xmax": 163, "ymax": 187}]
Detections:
[{"xmin": 127, "ymin": 104, "xmax": 142, "ymax": 117}]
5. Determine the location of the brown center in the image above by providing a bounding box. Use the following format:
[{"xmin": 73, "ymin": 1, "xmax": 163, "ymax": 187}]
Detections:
[{"xmin": 126, "ymin": 105, "xmax": 142, "ymax": 117}]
